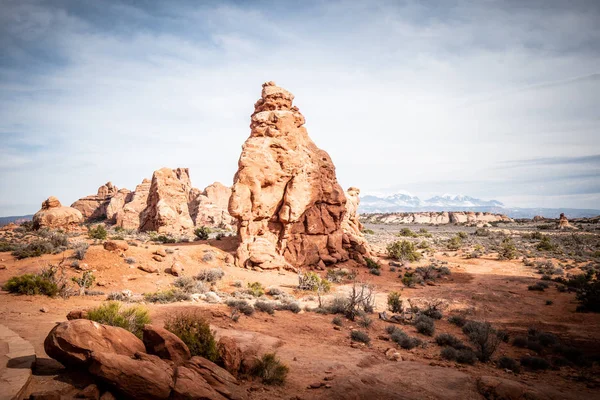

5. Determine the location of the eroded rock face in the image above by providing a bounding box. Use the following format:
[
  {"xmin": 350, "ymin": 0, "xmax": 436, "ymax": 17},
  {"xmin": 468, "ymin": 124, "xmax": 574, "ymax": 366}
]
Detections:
[
  {"xmin": 361, "ymin": 211, "xmax": 512, "ymax": 225},
  {"xmin": 116, "ymin": 179, "xmax": 151, "ymax": 230},
  {"xmin": 229, "ymin": 81, "xmax": 365, "ymax": 270},
  {"xmin": 44, "ymin": 320, "xmax": 146, "ymax": 368},
  {"xmin": 190, "ymin": 182, "xmax": 235, "ymax": 231},
  {"xmin": 139, "ymin": 168, "xmax": 195, "ymax": 234},
  {"xmin": 106, "ymin": 189, "xmax": 132, "ymax": 223},
  {"xmin": 142, "ymin": 325, "xmax": 191, "ymax": 365},
  {"xmin": 557, "ymin": 213, "xmax": 575, "ymax": 230},
  {"xmin": 71, "ymin": 182, "xmax": 118, "ymax": 221},
  {"xmin": 342, "ymin": 187, "xmax": 371, "ymax": 258},
  {"xmin": 33, "ymin": 196, "xmax": 83, "ymax": 230}
]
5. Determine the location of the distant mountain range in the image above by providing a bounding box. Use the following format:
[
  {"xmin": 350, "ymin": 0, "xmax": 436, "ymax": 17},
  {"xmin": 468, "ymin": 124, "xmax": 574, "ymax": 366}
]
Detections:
[
  {"xmin": 359, "ymin": 193, "xmax": 600, "ymax": 219},
  {"xmin": 0, "ymin": 214, "xmax": 33, "ymax": 227}
]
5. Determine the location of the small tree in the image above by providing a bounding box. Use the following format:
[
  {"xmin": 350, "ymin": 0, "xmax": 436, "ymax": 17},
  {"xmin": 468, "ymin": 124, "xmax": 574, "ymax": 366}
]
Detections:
[
  {"xmin": 88, "ymin": 225, "xmax": 107, "ymax": 240},
  {"xmin": 72, "ymin": 271, "xmax": 95, "ymax": 296},
  {"xmin": 463, "ymin": 321, "xmax": 501, "ymax": 362},
  {"xmin": 498, "ymin": 238, "xmax": 517, "ymax": 260},
  {"xmin": 387, "ymin": 291, "xmax": 403, "ymax": 313},
  {"xmin": 387, "ymin": 240, "xmax": 421, "ymax": 262},
  {"xmin": 194, "ymin": 226, "xmax": 211, "ymax": 240}
]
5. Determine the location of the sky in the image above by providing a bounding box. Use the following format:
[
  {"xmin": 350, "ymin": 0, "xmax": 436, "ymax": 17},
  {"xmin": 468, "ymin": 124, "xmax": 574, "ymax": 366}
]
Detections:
[{"xmin": 1, "ymin": 0, "xmax": 599, "ymax": 216}]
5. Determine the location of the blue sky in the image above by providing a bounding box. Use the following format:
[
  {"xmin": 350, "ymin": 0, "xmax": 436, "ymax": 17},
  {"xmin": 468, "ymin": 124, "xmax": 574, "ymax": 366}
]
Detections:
[{"xmin": 1, "ymin": 0, "xmax": 599, "ymax": 216}]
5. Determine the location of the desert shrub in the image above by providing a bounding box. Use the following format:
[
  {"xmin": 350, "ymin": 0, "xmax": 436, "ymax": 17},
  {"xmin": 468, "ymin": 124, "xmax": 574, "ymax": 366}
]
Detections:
[
  {"xmin": 72, "ymin": 271, "xmax": 95, "ymax": 295},
  {"xmin": 86, "ymin": 301, "xmax": 150, "ymax": 339},
  {"xmin": 48, "ymin": 232, "xmax": 69, "ymax": 248},
  {"xmin": 357, "ymin": 314, "xmax": 373, "ymax": 328},
  {"xmin": 475, "ymin": 228, "xmax": 490, "ymax": 237},
  {"xmin": 462, "ymin": 321, "xmax": 501, "ymax": 362},
  {"xmin": 88, "ymin": 225, "xmax": 107, "ymax": 240},
  {"xmin": 398, "ymin": 228, "xmax": 418, "ymax": 238},
  {"xmin": 174, "ymin": 276, "xmax": 208, "ymax": 294},
  {"xmin": 512, "ymin": 336, "xmax": 528, "ymax": 348},
  {"xmin": 226, "ymin": 299, "xmax": 254, "ymax": 315},
  {"xmin": 0, "ymin": 241, "xmax": 18, "ymax": 252},
  {"xmin": 393, "ymin": 333, "xmax": 422, "ymax": 350},
  {"xmin": 401, "ymin": 271, "xmax": 424, "ymax": 288},
  {"xmin": 520, "ymin": 356, "xmax": 550, "ymax": 371},
  {"xmin": 363, "ymin": 228, "xmax": 375, "ymax": 234},
  {"xmin": 575, "ymin": 280, "xmax": 600, "ymax": 313},
  {"xmin": 125, "ymin": 257, "xmax": 136, "ymax": 264},
  {"xmin": 194, "ymin": 226, "xmax": 211, "ymax": 240},
  {"xmin": 497, "ymin": 356, "xmax": 520, "ymax": 373},
  {"xmin": 196, "ymin": 268, "xmax": 225, "ymax": 283},
  {"xmin": 255, "ymin": 300, "xmax": 276, "ymax": 315},
  {"xmin": 457, "ymin": 231, "xmax": 468, "ymax": 239},
  {"xmin": 455, "ymin": 349, "xmax": 478, "ymax": 364},
  {"xmin": 344, "ymin": 281, "xmax": 375, "ymax": 320},
  {"xmin": 387, "ymin": 240, "xmax": 422, "ymax": 262},
  {"xmin": 156, "ymin": 235, "xmax": 176, "ymax": 244},
  {"xmin": 326, "ymin": 295, "xmax": 350, "ymax": 315},
  {"xmin": 332, "ymin": 316, "xmax": 344, "ymax": 326},
  {"xmin": 528, "ymin": 281, "xmax": 549, "ymax": 291},
  {"xmin": 4, "ymin": 272, "xmax": 59, "ymax": 296},
  {"xmin": 537, "ymin": 332, "xmax": 558, "ymax": 347},
  {"xmin": 441, "ymin": 347, "xmax": 458, "ymax": 361},
  {"xmin": 12, "ymin": 240, "xmax": 55, "ymax": 259},
  {"xmin": 350, "ymin": 330, "xmax": 371, "ymax": 344},
  {"xmin": 536, "ymin": 235, "xmax": 556, "ymax": 251},
  {"xmin": 369, "ymin": 268, "xmax": 381, "ymax": 276},
  {"xmin": 387, "ymin": 291, "xmax": 403, "ymax": 313},
  {"xmin": 435, "ymin": 333, "xmax": 466, "ymax": 349},
  {"xmin": 496, "ymin": 330, "xmax": 510, "ymax": 343},
  {"xmin": 165, "ymin": 312, "xmax": 218, "ymax": 361},
  {"xmin": 497, "ymin": 238, "xmax": 518, "ymax": 260},
  {"xmin": 326, "ymin": 268, "xmax": 352, "ymax": 283},
  {"xmin": 414, "ymin": 314, "xmax": 435, "ymax": 336},
  {"xmin": 72, "ymin": 242, "xmax": 89, "ymax": 260},
  {"xmin": 298, "ymin": 271, "xmax": 331, "ymax": 292},
  {"xmin": 247, "ymin": 282, "xmax": 265, "ymax": 297},
  {"xmin": 144, "ymin": 289, "xmax": 190, "ymax": 303},
  {"xmin": 447, "ymin": 236, "xmax": 462, "ymax": 251},
  {"xmin": 251, "ymin": 353, "xmax": 289, "ymax": 385},
  {"xmin": 275, "ymin": 301, "xmax": 301, "ymax": 313},
  {"xmin": 365, "ymin": 257, "xmax": 381, "ymax": 270},
  {"xmin": 448, "ymin": 315, "xmax": 467, "ymax": 327}
]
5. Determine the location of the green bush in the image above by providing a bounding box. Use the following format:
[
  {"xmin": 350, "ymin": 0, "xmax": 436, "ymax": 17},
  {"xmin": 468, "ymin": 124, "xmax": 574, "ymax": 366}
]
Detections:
[
  {"xmin": 86, "ymin": 301, "xmax": 150, "ymax": 339},
  {"xmin": 226, "ymin": 299, "xmax": 255, "ymax": 315},
  {"xmin": 387, "ymin": 240, "xmax": 422, "ymax": 262},
  {"xmin": 365, "ymin": 257, "xmax": 380, "ymax": 270},
  {"xmin": 390, "ymin": 329, "xmax": 422, "ymax": 349},
  {"xmin": 194, "ymin": 226, "xmax": 211, "ymax": 240},
  {"xmin": 414, "ymin": 314, "xmax": 435, "ymax": 336},
  {"xmin": 497, "ymin": 356, "xmax": 520, "ymax": 373},
  {"xmin": 72, "ymin": 242, "xmax": 89, "ymax": 260},
  {"xmin": 247, "ymin": 282, "xmax": 265, "ymax": 297},
  {"xmin": 0, "ymin": 241, "xmax": 18, "ymax": 252},
  {"xmin": 12, "ymin": 240, "xmax": 55, "ymax": 259},
  {"xmin": 447, "ymin": 236, "xmax": 462, "ymax": 251},
  {"xmin": 196, "ymin": 268, "xmax": 225, "ymax": 282},
  {"xmin": 448, "ymin": 315, "xmax": 467, "ymax": 327},
  {"xmin": 88, "ymin": 225, "xmax": 107, "ymax": 240},
  {"xmin": 387, "ymin": 291, "xmax": 403, "ymax": 313},
  {"xmin": 350, "ymin": 330, "xmax": 371, "ymax": 344},
  {"xmin": 72, "ymin": 271, "xmax": 95, "ymax": 295},
  {"xmin": 332, "ymin": 316, "xmax": 343, "ymax": 326},
  {"xmin": 298, "ymin": 272, "xmax": 331, "ymax": 292},
  {"xmin": 4, "ymin": 273, "xmax": 59, "ymax": 296},
  {"xmin": 462, "ymin": 321, "xmax": 501, "ymax": 362},
  {"xmin": 251, "ymin": 353, "xmax": 289, "ymax": 385},
  {"xmin": 144, "ymin": 289, "xmax": 190, "ymax": 303},
  {"xmin": 498, "ymin": 238, "xmax": 517, "ymax": 260},
  {"xmin": 536, "ymin": 236, "xmax": 556, "ymax": 251},
  {"xmin": 435, "ymin": 333, "xmax": 466, "ymax": 349},
  {"xmin": 255, "ymin": 300, "xmax": 276, "ymax": 315},
  {"xmin": 398, "ymin": 228, "xmax": 418, "ymax": 238},
  {"xmin": 457, "ymin": 231, "xmax": 468, "ymax": 239},
  {"xmin": 165, "ymin": 311, "xmax": 218, "ymax": 361}
]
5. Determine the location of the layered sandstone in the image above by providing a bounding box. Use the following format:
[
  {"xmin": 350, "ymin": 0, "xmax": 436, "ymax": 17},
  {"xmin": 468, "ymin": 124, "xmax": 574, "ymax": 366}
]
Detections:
[
  {"xmin": 115, "ymin": 179, "xmax": 151, "ymax": 230},
  {"xmin": 361, "ymin": 211, "xmax": 512, "ymax": 225},
  {"xmin": 71, "ymin": 182, "xmax": 118, "ymax": 220},
  {"xmin": 33, "ymin": 196, "xmax": 83, "ymax": 230},
  {"xmin": 342, "ymin": 187, "xmax": 371, "ymax": 257},
  {"xmin": 229, "ymin": 81, "xmax": 367, "ymax": 270},
  {"xmin": 139, "ymin": 168, "xmax": 195, "ymax": 234},
  {"xmin": 189, "ymin": 182, "xmax": 235, "ymax": 231},
  {"xmin": 557, "ymin": 213, "xmax": 575, "ymax": 230}
]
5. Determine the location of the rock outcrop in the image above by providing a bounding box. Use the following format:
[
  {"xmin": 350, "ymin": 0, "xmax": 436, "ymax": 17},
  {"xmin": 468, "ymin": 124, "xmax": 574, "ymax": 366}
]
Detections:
[
  {"xmin": 229, "ymin": 81, "xmax": 367, "ymax": 270},
  {"xmin": 361, "ymin": 211, "xmax": 512, "ymax": 226},
  {"xmin": 44, "ymin": 320, "xmax": 246, "ymax": 400},
  {"xmin": 190, "ymin": 182, "xmax": 235, "ymax": 231},
  {"xmin": 342, "ymin": 187, "xmax": 371, "ymax": 257},
  {"xmin": 116, "ymin": 178, "xmax": 151, "ymax": 230},
  {"xmin": 33, "ymin": 197, "xmax": 84, "ymax": 230},
  {"xmin": 139, "ymin": 168, "xmax": 195, "ymax": 234},
  {"xmin": 71, "ymin": 182, "xmax": 119, "ymax": 221},
  {"xmin": 557, "ymin": 213, "xmax": 576, "ymax": 229}
]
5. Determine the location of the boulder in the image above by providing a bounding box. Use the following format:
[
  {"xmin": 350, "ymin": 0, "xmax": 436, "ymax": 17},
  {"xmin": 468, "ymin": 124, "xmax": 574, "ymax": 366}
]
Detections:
[
  {"xmin": 172, "ymin": 356, "xmax": 246, "ymax": 400},
  {"xmin": 138, "ymin": 264, "xmax": 159, "ymax": 273},
  {"xmin": 139, "ymin": 168, "xmax": 195, "ymax": 234},
  {"xmin": 341, "ymin": 187, "xmax": 371, "ymax": 259},
  {"xmin": 71, "ymin": 183, "xmax": 118, "ymax": 221},
  {"xmin": 33, "ymin": 197, "xmax": 83, "ymax": 230},
  {"xmin": 66, "ymin": 309, "xmax": 88, "ymax": 320},
  {"xmin": 106, "ymin": 189, "xmax": 132, "ymax": 223},
  {"xmin": 476, "ymin": 376, "xmax": 551, "ymax": 400},
  {"xmin": 216, "ymin": 337, "xmax": 242, "ymax": 377},
  {"xmin": 89, "ymin": 352, "xmax": 174, "ymax": 400},
  {"xmin": 142, "ymin": 325, "xmax": 191, "ymax": 365},
  {"xmin": 189, "ymin": 182, "xmax": 236, "ymax": 231},
  {"xmin": 116, "ymin": 179, "xmax": 151, "ymax": 230},
  {"xmin": 229, "ymin": 82, "xmax": 365, "ymax": 270},
  {"xmin": 103, "ymin": 240, "xmax": 129, "ymax": 252},
  {"xmin": 557, "ymin": 213, "xmax": 575, "ymax": 230},
  {"xmin": 44, "ymin": 320, "xmax": 145, "ymax": 368},
  {"xmin": 167, "ymin": 262, "xmax": 183, "ymax": 276}
]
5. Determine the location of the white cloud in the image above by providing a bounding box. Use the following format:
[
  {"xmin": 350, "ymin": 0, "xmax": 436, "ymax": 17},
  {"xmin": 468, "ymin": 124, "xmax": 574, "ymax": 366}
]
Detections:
[{"xmin": 0, "ymin": 0, "xmax": 599, "ymax": 215}]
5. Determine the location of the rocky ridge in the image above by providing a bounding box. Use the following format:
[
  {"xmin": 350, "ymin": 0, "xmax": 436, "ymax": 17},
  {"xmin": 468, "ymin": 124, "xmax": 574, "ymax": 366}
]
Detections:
[{"xmin": 361, "ymin": 211, "xmax": 512, "ymax": 226}]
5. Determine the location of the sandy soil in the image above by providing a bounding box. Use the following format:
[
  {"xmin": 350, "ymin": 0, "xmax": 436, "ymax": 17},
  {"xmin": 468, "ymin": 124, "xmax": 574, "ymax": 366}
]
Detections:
[{"xmin": 1, "ymin": 231, "xmax": 599, "ymax": 399}]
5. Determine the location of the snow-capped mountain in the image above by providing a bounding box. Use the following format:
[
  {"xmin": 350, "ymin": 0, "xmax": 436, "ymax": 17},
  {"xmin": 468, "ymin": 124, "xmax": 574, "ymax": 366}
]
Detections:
[{"xmin": 359, "ymin": 192, "xmax": 504, "ymax": 213}]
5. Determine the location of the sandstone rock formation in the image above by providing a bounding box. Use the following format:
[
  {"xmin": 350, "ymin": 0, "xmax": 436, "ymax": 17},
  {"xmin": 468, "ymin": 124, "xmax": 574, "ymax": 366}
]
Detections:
[
  {"xmin": 557, "ymin": 213, "xmax": 575, "ymax": 229},
  {"xmin": 361, "ymin": 211, "xmax": 512, "ymax": 226},
  {"xmin": 44, "ymin": 320, "xmax": 146, "ymax": 368},
  {"xmin": 33, "ymin": 196, "xmax": 84, "ymax": 230},
  {"xmin": 44, "ymin": 320, "xmax": 246, "ymax": 400},
  {"xmin": 106, "ymin": 188, "xmax": 132, "ymax": 223},
  {"xmin": 229, "ymin": 81, "xmax": 367, "ymax": 270},
  {"xmin": 71, "ymin": 182, "xmax": 118, "ymax": 221},
  {"xmin": 342, "ymin": 187, "xmax": 371, "ymax": 257},
  {"xmin": 139, "ymin": 168, "xmax": 195, "ymax": 234},
  {"xmin": 190, "ymin": 182, "xmax": 235, "ymax": 230},
  {"xmin": 116, "ymin": 178, "xmax": 151, "ymax": 230}
]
